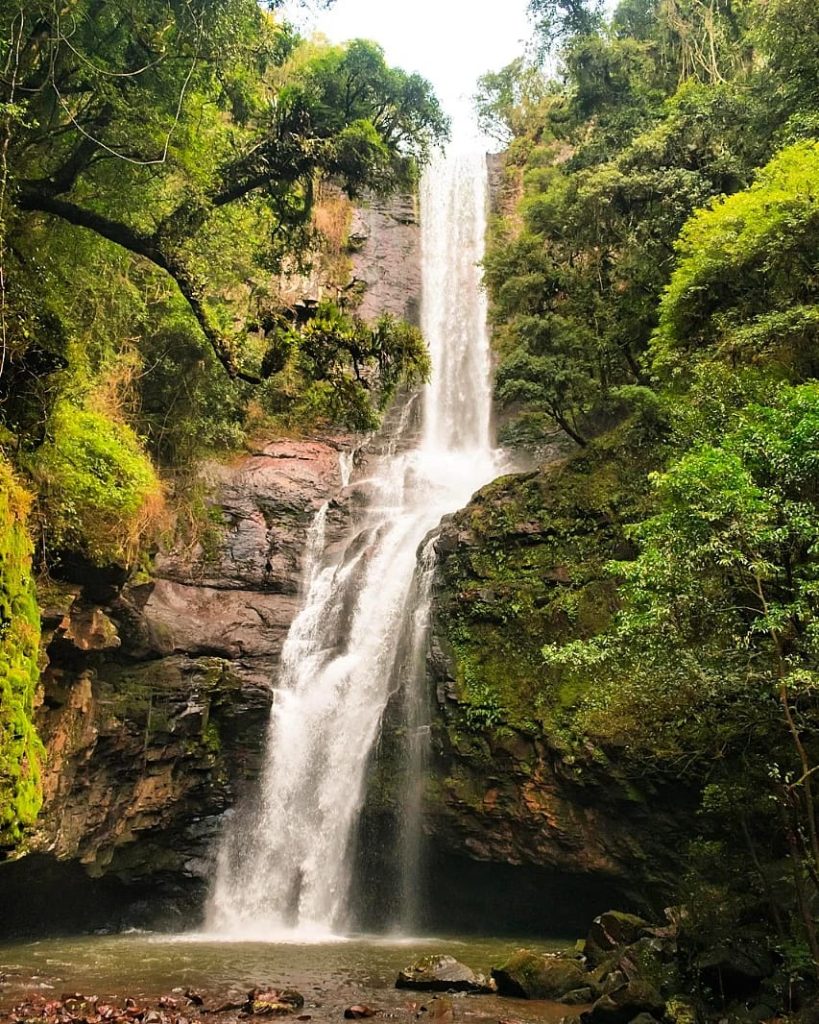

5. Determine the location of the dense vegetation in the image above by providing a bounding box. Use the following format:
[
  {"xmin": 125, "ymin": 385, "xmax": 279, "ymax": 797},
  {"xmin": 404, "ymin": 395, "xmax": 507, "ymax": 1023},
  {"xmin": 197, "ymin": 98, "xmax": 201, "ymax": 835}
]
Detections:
[
  {"xmin": 0, "ymin": 456, "xmax": 42, "ymax": 850},
  {"xmin": 474, "ymin": 0, "xmax": 819, "ymax": 985},
  {"xmin": 0, "ymin": 0, "xmax": 446, "ymax": 850}
]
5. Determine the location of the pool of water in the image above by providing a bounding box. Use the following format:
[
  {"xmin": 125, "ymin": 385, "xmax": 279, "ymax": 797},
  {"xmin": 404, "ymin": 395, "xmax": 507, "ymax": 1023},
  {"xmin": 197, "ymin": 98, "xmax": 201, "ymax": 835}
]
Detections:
[{"xmin": 0, "ymin": 932, "xmax": 574, "ymax": 1021}]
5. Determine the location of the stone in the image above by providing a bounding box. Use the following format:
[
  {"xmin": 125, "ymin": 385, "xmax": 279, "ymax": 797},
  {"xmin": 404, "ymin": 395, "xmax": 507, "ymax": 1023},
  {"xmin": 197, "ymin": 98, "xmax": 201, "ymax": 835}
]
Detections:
[
  {"xmin": 584, "ymin": 913, "xmax": 652, "ymax": 966},
  {"xmin": 492, "ymin": 951, "xmax": 588, "ymax": 1000},
  {"xmin": 344, "ymin": 1006, "xmax": 376, "ymax": 1019},
  {"xmin": 561, "ymin": 988, "xmax": 596, "ymax": 1006},
  {"xmin": 249, "ymin": 988, "xmax": 305, "ymax": 1016},
  {"xmin": 581, "ymin": 981, "xmax": 665, "ymax": 1024},
  {"xmin": 396, "ymin": 954, "xmax": 491, "ymax": 993}
]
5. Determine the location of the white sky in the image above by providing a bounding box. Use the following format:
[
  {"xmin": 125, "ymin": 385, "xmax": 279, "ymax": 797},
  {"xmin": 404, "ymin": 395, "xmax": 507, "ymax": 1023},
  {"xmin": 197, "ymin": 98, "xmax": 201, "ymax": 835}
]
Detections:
[{"xmin": 280, "ymin": 0, "xmax": 535, "ymax": 144}]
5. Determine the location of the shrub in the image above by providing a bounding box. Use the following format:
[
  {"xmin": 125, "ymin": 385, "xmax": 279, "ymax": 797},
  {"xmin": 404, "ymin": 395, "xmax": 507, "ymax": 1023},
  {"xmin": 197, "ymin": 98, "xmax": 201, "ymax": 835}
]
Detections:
[
  {"xmin": 31, "ymin": 402, "xmax": 164, "ymax": 567},
  {"xmin": 0, "ymin": 455, "xmax": 43, "ymax": 849}
]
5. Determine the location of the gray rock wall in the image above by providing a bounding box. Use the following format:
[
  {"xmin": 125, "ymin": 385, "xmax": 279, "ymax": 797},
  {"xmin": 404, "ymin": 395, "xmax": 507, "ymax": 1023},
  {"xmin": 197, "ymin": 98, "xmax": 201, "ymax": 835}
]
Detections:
[{"xmin": 350, "ymin": 192, "xmax": 422, "ymax": 325}]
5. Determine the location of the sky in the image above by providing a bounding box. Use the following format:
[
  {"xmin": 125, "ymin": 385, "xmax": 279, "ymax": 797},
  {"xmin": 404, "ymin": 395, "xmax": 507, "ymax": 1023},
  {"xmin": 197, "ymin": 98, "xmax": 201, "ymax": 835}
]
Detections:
[{"xmin": 280, "ymin": 0, "xmax": 535, "ymax": 143}]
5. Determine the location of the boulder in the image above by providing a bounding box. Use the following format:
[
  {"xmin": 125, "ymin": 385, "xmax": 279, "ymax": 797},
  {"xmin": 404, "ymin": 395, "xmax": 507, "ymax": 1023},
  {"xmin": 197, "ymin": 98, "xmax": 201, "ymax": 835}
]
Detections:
[
  {"xmin": 396, "ymin": 955, "xmax": 491, "ymax": 993},
  {"xmin": 561, "ymin": 988, "xmax": 596, "ymax": 1006},
  {"xmin": 584, "ymin": 912, "xmax": 652, "ymax": 966},
  {"xmin": 696, "ymin": 941, "xmax": 774, "ymax": 1000},
  {"xmin": 492, "ymin": 951, "xmax": 588, "ymax": 1000},
  {"xmin": 581, "ymin": 980, "xmax": 665, "ymax": 1024}
]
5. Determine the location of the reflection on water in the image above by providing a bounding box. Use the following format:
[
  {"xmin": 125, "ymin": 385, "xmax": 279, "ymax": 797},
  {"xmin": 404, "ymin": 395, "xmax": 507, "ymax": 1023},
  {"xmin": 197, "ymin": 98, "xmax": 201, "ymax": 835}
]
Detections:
[{"xmin": 0, "ymin": 933, "xmax": 572, "ymax": 1023}]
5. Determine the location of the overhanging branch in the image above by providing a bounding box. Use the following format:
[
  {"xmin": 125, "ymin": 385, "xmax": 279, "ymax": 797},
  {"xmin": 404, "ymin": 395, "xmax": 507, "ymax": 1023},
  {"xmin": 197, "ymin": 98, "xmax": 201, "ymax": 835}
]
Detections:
[{"xmin": 17, "ymin": 190, "xmax": 261, "ymax": 384}]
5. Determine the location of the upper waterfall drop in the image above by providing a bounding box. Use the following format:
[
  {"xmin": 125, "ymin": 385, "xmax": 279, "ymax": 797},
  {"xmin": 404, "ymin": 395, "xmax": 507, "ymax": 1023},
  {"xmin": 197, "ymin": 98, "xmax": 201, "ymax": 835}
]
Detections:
[
  {"xmin": 421, "ymin": 152, "xmax": 494, "ymax": 455},
  {"xmin": 206, "ymin": 151, "xmax": 504, "ymax": 941}
]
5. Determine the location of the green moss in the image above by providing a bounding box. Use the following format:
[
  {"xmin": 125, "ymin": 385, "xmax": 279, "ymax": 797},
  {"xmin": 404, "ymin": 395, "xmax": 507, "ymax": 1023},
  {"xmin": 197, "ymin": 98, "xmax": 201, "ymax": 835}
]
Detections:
[
  {"xmin": 436, "ymin": 418, "xmax": 664, "ymax": 736},
  {"xmin": 0, "ymin": 455, "xmax": 44, "ymax": 849},
  {"xmin": 29, "ymin": 401, "xmax": 162, "ymax": 567}
]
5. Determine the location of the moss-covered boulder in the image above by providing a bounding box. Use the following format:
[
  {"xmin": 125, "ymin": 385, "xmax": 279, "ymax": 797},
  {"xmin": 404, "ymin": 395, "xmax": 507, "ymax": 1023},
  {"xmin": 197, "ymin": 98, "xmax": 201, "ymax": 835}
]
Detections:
[
  {"xmin": 584, "ymin": 911, "xmax": 652, "ymax": 965},
  {"xmin": 581, "ymin": 979, "xmax": 665, "ymax": 1024},
  {"xmin": 0, "ymin": 456, "xmax": 43, "ymax": 849},
  {"xmin": 492, "ymin": 950, "xmax": 588, "ymax": 999}
]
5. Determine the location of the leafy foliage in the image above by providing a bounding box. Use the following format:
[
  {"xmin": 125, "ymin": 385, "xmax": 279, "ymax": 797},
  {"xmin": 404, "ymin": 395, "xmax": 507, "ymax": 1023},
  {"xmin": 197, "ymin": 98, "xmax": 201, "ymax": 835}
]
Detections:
[
  {"xmin": 28, "ymin": 402, "xmax": 163, "ymax": 567},
  {"xmin": 0, "ymin": 456, "xmax": 43, "ymax": 851}
]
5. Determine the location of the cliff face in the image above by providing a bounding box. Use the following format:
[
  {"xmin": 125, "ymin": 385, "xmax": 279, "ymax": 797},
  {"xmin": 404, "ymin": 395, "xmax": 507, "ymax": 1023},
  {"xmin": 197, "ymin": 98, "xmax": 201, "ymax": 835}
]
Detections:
[
  {"xmin": 420, "ymin": 425, "xmax": 696, "ymax": 921},
  {"xmin": 356, "ymin": 422, "xmax": 694, "ymax": 935},
  {"xmin": 0, "ymin": 186, "xmax": 424, "ymax": 936},
  {"xmin": 0, "ymin": 172, "xmax": 690, "ymax": 940},
  {"xmin": 0, "ymin": 439, "xmax": 351, "ymax": 934}
]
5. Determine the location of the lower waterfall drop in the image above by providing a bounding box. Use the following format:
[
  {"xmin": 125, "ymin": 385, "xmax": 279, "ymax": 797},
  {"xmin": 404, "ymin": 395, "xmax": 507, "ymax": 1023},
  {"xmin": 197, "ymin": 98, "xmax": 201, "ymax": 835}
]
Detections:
[{"xmin": 206, "ymin": 151, "xmax": 503, "ymax": 940}]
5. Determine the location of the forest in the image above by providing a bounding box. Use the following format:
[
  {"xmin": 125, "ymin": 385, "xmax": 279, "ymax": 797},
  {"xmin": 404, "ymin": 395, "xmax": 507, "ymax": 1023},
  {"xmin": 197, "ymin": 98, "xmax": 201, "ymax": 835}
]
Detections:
[{"xmin": 2, "ymin": 0, "xmax": 819, "ymax": 1020}]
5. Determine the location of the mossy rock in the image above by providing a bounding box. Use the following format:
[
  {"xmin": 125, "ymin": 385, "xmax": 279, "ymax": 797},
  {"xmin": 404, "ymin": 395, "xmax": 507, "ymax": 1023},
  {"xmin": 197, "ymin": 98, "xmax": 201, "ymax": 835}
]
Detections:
[
  {"xmin": 434, "ymin": 418, "xmax": 663, "ymax": 736},
  {"xmin": 584, "ymin": 911, "xmax": 652, "ymax": 965},
  {"xmin": 0, "ymin": 456, "xmax": 44, "ymax": 849},
  {"xmin": 492, "ymin": 950, "xmax": 587, "ymax": 999},
  {"xmin": 582, "ymin": 980, "xmax": 665, "ymax": 1024},
  {"xmin": 396, "ymin": 954, "xmax": 490, "ymax": 993}
]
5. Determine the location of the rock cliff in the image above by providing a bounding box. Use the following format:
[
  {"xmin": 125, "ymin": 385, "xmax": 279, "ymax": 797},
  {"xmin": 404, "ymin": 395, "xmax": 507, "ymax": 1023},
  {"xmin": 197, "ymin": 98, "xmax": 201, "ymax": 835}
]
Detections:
[
  {"xmin": 0, "ymin": 439, "xmax": 352, "ymax": 935},
  {"xmin": 355, "ymin": 421, "xmax": 694, "ymax": 935}
]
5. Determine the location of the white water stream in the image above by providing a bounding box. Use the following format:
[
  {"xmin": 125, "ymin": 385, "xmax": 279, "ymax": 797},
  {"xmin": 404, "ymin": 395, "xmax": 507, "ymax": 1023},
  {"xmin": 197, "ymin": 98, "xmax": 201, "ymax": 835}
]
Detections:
[{"xmin": 207, "ymin": 151, "xmax": 503, "ymax": 940}]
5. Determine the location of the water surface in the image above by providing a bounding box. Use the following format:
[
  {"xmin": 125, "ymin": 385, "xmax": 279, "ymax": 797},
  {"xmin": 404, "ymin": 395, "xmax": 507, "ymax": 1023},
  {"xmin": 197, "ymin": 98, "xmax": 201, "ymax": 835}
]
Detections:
[{"xmin": 0, "ymin": 932, "xmax": 574, "ymax": 1022}]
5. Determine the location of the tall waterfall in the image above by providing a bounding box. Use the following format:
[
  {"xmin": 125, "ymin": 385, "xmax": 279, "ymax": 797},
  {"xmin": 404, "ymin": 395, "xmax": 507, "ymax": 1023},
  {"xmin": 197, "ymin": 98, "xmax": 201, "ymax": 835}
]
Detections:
[{"xmin": 207, "ymin": 151, "xmax": 502, "ymax": 940}]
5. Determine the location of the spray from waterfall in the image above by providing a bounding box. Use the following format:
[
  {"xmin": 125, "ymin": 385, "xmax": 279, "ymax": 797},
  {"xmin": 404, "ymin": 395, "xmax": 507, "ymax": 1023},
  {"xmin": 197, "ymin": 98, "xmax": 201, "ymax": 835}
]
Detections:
[{"xmin": 206, "ymin": 151, "xmax": 503, "ymax": 940}]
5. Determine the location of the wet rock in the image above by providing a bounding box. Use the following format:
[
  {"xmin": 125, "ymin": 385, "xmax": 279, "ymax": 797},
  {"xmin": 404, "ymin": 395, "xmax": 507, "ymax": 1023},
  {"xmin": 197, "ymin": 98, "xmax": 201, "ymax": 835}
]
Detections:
[
  {"xmin": 584, "ymin": 913, "xmax": 652, "ymax": 966},
  {"xmin": 581, "ymin": 980, "xmax": 665, "ymax": 1024},
  {"xmin": 396, "ymin": 954, "xmax": 491, "ymax": 993},
  {"xmin": 344, "ymin": 1006, "xmax": 377, "ymax": 1018},
  {"xmin": 492, "ymin": 951, "xmax": 587, "ymax": 1000},
  {"xmin": 249, "ymin": 987, "xmax": 306, "ymax": 1016},
  {"xmin": 561, "ymin": 988, "xmax": 596, "ymax": 1006}
]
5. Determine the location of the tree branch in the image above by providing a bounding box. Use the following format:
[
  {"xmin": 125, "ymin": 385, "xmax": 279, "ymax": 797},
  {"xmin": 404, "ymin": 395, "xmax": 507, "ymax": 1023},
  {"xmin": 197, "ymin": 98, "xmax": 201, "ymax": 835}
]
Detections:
[{"xmin": 17, "ymin": 191, "xmax": 261, "ymax": 383}]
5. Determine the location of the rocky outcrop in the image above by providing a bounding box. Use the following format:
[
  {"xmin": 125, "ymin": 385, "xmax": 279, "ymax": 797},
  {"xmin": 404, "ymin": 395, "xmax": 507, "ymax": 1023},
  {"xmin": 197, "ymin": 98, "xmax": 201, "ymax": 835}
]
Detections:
[
  {"xmin": 417, "ymin": 430, "xmax": 693, "ymax": 922},
  {"xmin": 0, "ymin": 438, "xmax": 353, "ymax": 935},
  {"xmin": 355, "ymin": 423, "xmax": 695, "ymax": 934}
]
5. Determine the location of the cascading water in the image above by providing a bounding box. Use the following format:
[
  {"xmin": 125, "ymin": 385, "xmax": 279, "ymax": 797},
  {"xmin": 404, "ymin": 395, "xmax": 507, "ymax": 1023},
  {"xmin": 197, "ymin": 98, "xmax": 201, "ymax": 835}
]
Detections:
[{"xmin": 207, "ymin": 151, "xmax": 504, "ymax": 940}]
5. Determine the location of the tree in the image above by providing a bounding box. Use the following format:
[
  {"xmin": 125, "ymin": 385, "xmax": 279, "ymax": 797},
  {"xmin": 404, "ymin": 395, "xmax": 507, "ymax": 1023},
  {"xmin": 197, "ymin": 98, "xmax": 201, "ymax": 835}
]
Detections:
[
  {"xmin": 0, "ymin": 1, "xmax": 448, "ymax": 385},
  {"xmin": 545, "ymin": 380, "xmax": 819, "ymax": 962}
]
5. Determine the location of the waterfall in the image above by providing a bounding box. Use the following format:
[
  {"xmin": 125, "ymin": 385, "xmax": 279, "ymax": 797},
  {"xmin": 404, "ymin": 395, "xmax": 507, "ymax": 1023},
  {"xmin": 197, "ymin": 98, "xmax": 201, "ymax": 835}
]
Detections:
[{"xmin": 206, "ymin": 151, "xmax": 503, "ymax": 940}]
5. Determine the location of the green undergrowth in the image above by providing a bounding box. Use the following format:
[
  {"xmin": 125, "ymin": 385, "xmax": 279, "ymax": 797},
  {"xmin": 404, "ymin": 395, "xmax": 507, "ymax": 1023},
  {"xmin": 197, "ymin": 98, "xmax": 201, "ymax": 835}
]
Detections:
[
  {"xmin": 436, "ymin": 417, "xmax": 664, "ymax": 738},
  {"xmin": 0, "ymin": 455, "xmax": 44, "ymax": 849},
  {"xmin": 28, "ymin": 401, "xmax": 163, "ymax": 567}
]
